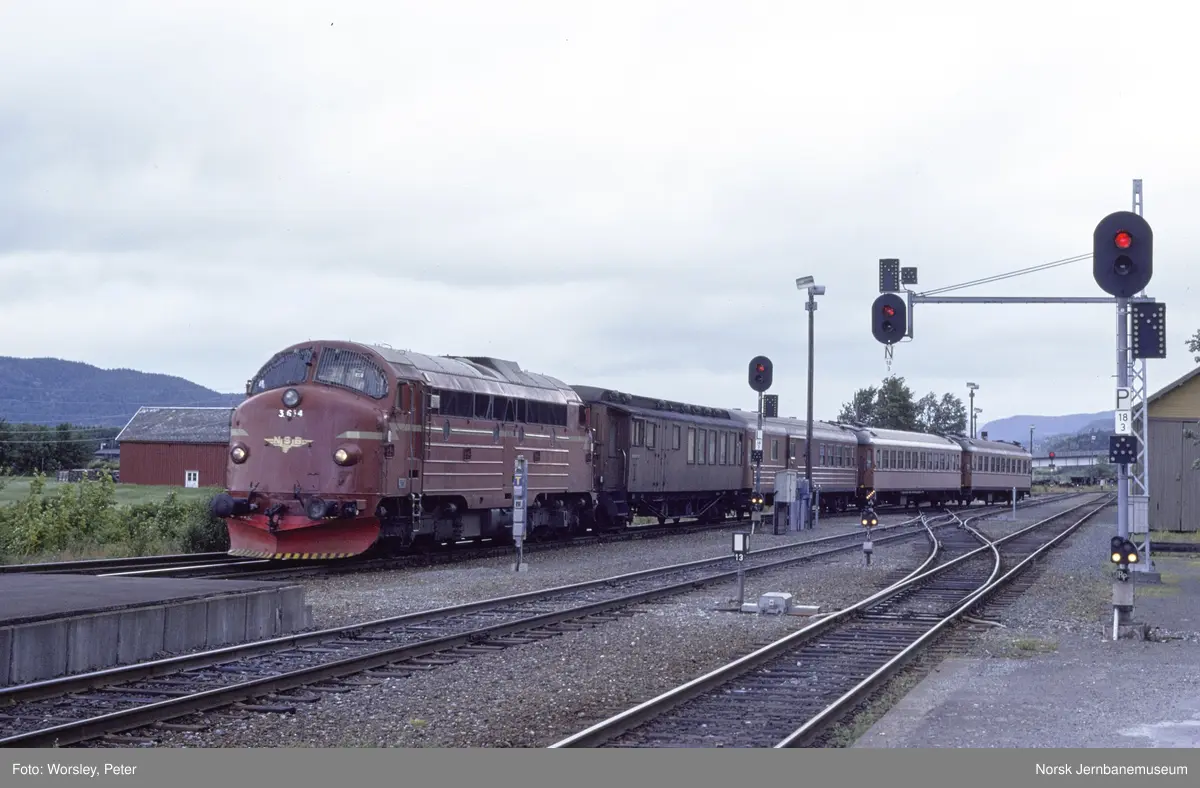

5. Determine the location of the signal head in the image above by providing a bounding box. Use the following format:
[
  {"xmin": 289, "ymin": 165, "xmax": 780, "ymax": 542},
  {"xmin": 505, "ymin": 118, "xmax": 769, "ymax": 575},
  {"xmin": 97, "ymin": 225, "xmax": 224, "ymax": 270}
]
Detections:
[
  {"xmin": 1094, "ymin": 211, "xmax": 1153, "ymax": 297},
  {"xmin": 748, "ymin": 356, "xmax": 773, "ymax": 393},
  {"xmin": 871, "ymin": 293, "xmax": 907, "ymax": 345}
]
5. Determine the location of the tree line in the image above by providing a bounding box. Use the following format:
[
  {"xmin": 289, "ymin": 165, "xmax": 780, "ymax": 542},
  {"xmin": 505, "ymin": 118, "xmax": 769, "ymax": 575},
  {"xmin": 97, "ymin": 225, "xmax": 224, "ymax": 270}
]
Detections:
[
  {"xmin": 0, "ymin": 421, "xmax": 119, "ymax": 475},
  {"xmin": 836, "ymin": 375, "xmax": 968, "ymax": 435}
]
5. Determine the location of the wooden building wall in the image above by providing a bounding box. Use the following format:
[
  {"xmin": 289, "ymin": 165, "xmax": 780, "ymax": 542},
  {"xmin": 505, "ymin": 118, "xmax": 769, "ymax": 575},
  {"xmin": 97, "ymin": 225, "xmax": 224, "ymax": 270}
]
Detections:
[
  {"xmin": 118, "ymin": 442, "xmax": 227, "ymax": 488},
  {"xmin": 1148, "ymin": 375, "xmax": 1200, "ymax": 532}
]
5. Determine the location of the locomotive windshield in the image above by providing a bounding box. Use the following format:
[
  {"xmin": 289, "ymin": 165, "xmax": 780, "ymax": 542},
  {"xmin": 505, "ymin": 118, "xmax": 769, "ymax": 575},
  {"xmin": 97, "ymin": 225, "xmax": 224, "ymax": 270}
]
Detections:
[
  {"xmin": 314, "ymin": 348, "xmax": 389, "ymax": 399},
  {"xmin": 249, "ymin": 347, "xmax": 314, "ymax": 394}
]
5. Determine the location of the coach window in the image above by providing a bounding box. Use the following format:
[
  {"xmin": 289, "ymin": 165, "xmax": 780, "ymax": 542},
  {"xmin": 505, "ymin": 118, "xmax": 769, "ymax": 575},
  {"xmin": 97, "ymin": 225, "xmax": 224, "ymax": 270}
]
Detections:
[
  {"xmin": 719, "ymin": 433, "xmax": 728, "ymax": 465},
  {"xmin": 709, "ymin": 431, "xmax": 718, "ymax": 464},
  {"xmin": 687, "ymin": 427, "xmax": 697, "ymax": 464},
  {"xmin": 698, "ymin": 429, "xmax": 707, "ymax": 465},
  {"xmin": 646, "ymin": 423, "xmax": 656, "ymax": 449},
  {"xmin": 633, "ymin": 419, "xmax": 645, "ymax": 447},
  {"xmin": 735, "ymin": 434, "xmax": 744, "ymax": 465},
  {"xmin": 673, "ymin": 425, "xmax": 681, "ymax": 450}
]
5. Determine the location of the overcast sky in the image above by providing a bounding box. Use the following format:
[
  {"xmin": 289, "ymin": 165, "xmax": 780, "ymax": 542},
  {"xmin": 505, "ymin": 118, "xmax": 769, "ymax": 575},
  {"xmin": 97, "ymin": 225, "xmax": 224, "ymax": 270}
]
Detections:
[{"xmin": 2, "ymin": 1, "xmax": 1198, "ymax": 428}]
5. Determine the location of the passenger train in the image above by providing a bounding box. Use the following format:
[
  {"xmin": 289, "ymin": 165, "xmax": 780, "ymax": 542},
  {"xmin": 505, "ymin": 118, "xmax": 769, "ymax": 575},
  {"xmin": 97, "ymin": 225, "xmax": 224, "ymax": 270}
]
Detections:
[{"xmin": 209, "ymin": 341, "xmax": 1033, "ymax": 559}]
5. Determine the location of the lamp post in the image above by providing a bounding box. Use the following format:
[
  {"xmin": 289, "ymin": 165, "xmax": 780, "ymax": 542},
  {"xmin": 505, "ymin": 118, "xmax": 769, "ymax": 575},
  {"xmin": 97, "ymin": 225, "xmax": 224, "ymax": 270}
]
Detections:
[
  {"xmin": 966, "ymin": 382, "xmax": 979, "ymax": 438},
  {"xmin": 796, "ymin": 277, "xmax": 825, "ymax": 529},
  {"xmin": 1029, "ymin": 424, "xmax": 1035, "ymax": 454},
  {"xmin": 973, "ymin": 408, "xmax": 983, "ymax": 439}
]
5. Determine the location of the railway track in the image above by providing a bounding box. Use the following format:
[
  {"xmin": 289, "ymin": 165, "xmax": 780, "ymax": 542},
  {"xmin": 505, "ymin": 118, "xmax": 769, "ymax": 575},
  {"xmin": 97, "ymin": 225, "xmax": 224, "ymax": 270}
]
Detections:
[
  {"xmin": 0, "ymin": 512, "xmax": 953, "ymax": 746},
  {"xmin": 548, "ymin": 492, "xmax": 1112, "ymax": 748},
  {"xmin": 0, "ymin": 494, "xmax": 1075, "ymax": 747},
  {"xmin": 0, "ymin": 499, "xmax": 1026, "ymax": 581}
]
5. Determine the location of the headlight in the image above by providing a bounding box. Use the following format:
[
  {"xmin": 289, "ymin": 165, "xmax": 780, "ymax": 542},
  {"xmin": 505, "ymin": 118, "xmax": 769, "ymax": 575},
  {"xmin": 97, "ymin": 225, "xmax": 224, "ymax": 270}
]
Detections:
[
  {"xmin": 334, "ymin": 449, "xmax": 349, "ymax": 464},
  {"xmin": 333, "ymin": 445, "xmax": 360, "ymax": 466},
  {"xmin": 231, "ymin": 444, "xmax": 248, "ymax": 463},
  {"xmin": 282, "ymin": 388, "xmax": 301, "ymax": 408}
]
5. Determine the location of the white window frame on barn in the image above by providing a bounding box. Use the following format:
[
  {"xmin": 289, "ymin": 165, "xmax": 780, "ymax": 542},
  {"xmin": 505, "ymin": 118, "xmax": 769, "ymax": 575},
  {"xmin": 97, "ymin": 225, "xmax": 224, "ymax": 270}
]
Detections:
[{"xmin": 184, "ymin": 470, "xmax": 199, "ymax": 488}]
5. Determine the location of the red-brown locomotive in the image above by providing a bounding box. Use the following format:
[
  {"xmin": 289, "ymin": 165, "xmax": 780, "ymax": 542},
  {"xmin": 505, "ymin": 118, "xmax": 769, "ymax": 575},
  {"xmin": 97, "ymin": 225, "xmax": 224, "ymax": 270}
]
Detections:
[{"xmin": 210, "ymin": 341, "xmax": 1033, "ymax": 559}]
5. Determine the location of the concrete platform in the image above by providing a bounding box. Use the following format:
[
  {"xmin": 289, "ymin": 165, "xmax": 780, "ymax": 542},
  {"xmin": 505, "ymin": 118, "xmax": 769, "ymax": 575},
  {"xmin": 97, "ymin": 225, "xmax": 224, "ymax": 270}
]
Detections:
[
  {"xmin": 0, "ymin": 574, "xmax": 311, "ymax": 687},
  {"xmin": 853, "ymin": 545, "xmax": 1200, "ymax": 748}
]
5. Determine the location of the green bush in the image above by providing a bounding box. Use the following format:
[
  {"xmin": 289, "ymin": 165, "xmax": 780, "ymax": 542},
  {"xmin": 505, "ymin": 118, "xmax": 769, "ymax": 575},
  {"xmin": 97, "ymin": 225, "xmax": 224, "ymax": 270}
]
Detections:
[{"xmin": 0, "ymin": 472, "xmax": 229, "ymax": 560}]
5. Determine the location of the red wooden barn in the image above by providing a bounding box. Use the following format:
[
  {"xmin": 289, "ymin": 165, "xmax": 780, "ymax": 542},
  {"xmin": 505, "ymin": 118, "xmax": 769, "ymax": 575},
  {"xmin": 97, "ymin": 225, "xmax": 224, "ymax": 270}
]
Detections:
[{"xmin": 116, "ymin": 407, "xmax": 233, "ymax": 488}]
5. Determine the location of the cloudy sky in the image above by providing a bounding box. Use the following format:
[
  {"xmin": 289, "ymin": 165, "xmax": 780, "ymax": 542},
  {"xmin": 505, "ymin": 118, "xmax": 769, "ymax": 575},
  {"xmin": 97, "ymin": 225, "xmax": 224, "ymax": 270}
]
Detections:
[{"xmin": 3, "ymin": 1, "xmax": 1198, "ymax": 427}]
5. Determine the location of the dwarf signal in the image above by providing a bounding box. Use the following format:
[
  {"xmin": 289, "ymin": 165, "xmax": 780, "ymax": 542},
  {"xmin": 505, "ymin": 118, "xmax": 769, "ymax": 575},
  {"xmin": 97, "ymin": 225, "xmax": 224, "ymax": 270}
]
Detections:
[{"xmin": 1110, "ymin": 535, "xmax": 1139, "ymax": 566}]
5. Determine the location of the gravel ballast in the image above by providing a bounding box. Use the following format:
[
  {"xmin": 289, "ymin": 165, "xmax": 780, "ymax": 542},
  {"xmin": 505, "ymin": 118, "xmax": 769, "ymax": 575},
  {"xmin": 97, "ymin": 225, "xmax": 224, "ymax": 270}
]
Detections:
[
  {"xmin": 150, "ymin": 533, "xmax": 935, "ymax": 747},
  {"xmin": 143, "ymin": 497, "xmax": 1092, "ymax": 748},
  {"xmin": 298, "ymin": 512, "xmax": 919, "ymax": 629},
  {"xmin": 854, "ymin": 496, "xmax": 1200, "ymax": 748}
]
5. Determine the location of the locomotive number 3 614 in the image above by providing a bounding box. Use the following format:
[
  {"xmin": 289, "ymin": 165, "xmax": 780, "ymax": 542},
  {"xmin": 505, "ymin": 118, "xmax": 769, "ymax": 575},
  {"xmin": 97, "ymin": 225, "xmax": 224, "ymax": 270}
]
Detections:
[{"xmin": 279, "ymin": 409, "xmax": 303, "ymax": 418}]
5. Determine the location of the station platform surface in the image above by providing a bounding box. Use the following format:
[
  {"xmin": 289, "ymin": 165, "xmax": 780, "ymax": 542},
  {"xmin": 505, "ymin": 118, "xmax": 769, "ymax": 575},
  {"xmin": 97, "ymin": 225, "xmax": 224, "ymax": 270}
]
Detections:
[
  {"xmin": 854, "ymin": 542, "xmax": 1200, "ymax": 748},
  {"xmin": 0, "ymin": 574, "xmax": 310, "ymax": 687}
]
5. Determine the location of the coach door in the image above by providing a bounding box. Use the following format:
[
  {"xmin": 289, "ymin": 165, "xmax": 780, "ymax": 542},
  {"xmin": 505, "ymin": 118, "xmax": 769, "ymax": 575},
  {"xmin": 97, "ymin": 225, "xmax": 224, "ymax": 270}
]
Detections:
[{"xmin": 599, "ymin": 410, "xmax": 629, "ymax": 491}]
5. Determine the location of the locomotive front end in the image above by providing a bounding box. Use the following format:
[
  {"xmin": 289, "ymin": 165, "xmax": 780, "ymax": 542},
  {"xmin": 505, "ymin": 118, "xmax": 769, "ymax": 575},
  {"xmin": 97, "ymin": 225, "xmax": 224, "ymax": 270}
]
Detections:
[{"xmin": 210, "ymin": 344, "xmax": 394, "ymax": 559}]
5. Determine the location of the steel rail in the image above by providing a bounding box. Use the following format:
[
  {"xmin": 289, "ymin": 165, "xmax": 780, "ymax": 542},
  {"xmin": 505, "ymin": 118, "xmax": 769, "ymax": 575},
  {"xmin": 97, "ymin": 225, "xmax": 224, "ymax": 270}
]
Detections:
[
  {"xmin": 548, "ymin": 493, "xmax": 1101, "ymax": 748},
  {"xmin": 0, "ymin": 495, "xmax": 1072, "ymax": 747},
  {"xmin": 0, "ymin": 515, "xmax": 949, "ymax": 745},
  {"xmin": 774, "ymin": 494, "xmax": 1113, "ymax": 747}
]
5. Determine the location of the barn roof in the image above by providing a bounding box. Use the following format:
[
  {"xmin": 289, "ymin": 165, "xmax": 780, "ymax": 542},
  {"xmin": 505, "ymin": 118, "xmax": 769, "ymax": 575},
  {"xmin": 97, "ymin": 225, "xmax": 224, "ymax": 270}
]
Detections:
[{"xmin": 116, "ymin": 407, "xmax": 234, "ymax": 444}]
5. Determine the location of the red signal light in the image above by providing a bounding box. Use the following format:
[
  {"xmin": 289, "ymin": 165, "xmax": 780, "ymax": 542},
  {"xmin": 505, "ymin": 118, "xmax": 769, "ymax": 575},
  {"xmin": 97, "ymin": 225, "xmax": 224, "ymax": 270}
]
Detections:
[
  {"xmin": 1049, "ymin": 451, "xmax": 1055, "ymax": 458},
  {"xmin": 756, "ymin": 363, "xmax": 766, "ymax": 373},
  {"xmin": 1114, "ymin": 231, "xmax": 1132, "ymax": 249},
  {"xmin": 882, "ymin": 305, "xmax": 895, "ymax": 318}
]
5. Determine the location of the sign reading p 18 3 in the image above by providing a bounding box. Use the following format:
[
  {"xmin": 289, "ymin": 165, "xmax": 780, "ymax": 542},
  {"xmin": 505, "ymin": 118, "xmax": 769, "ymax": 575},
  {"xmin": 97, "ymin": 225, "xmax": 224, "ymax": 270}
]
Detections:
[{"xmin": 1114, "ymin": 386, "xmax": 1132, "ymax": 436}]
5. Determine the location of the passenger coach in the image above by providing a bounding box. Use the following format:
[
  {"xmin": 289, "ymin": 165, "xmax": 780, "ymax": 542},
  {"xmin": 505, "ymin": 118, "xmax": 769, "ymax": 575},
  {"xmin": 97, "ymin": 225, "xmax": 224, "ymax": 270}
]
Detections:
[
  {"xmin": 850, "ymin": 426, "xmax": 963, "ymax": 508},
  {"xmin": 951, "ymin": 436, "xmax": 1032, "ymax": 504}
]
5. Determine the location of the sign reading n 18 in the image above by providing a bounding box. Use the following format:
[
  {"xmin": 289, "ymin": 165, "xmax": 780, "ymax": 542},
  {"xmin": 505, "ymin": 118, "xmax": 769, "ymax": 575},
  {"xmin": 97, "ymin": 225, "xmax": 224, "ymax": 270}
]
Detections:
[{"xmin": 1115, "ymin": 387, "xmax": 1132, "ymax": 436}]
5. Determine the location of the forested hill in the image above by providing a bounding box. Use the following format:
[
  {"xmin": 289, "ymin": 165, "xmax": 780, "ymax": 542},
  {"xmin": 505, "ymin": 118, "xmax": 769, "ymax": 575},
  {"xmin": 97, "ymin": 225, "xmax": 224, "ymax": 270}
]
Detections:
[{"xmin": 0, "ymin": 356, "xmax": 243, "ymax": 427}]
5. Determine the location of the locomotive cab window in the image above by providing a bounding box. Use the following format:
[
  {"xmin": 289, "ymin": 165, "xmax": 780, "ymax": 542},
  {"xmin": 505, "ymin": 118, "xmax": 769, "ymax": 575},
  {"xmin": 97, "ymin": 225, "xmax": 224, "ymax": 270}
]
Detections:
[
  {"xmin": 646, "ymin": 422, "xmax": 656, "ymax": 449},
  {"xmin": 250, "ymin": 347, "xmax": 314, "ymax": 394},
  {"xmin": 315, "ymin": 348, "xmax": 388, "ymax": 399},
  {"xmin": 633, "ymin": 420, "xmax": 645, "ymax": 447}
]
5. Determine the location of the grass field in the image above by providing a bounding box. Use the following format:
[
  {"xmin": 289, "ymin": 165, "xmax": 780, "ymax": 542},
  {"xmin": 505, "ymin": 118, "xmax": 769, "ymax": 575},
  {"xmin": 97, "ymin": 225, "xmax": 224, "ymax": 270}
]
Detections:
[{"xmin": 0, "ymin": 476, "xmax": 221, "ymax": 506}]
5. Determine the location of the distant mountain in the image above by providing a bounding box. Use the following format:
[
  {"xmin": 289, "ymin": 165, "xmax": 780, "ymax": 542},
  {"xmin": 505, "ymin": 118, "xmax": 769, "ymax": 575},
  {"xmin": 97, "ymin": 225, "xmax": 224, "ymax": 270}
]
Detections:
[
  {"xmin": 979, "ymin": 411, "xmax": 1114, "ymax": 444},
  {"xmin": 0, "ymin": 357, "xmax": 244, "ymax": 428}
]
